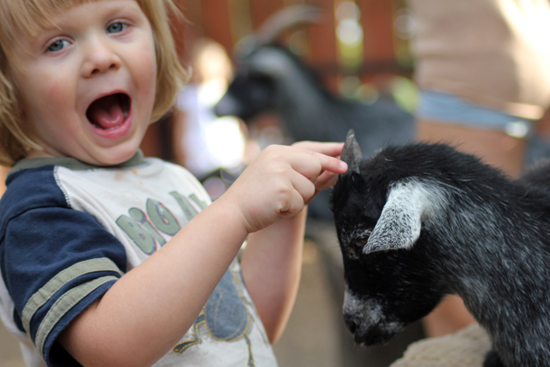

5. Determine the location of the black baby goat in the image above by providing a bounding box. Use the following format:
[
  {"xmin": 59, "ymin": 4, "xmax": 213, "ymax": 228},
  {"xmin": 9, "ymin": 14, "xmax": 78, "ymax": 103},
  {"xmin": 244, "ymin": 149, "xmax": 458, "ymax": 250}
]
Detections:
[{"xmin": 331, "ymin": 130, "xmax": 550, "ymax": 367}]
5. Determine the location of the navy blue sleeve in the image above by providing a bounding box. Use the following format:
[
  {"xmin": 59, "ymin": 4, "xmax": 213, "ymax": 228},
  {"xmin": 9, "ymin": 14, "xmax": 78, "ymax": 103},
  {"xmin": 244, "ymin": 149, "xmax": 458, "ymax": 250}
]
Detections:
[{"xmin": 1, "ymin": 206, "xmax": 127, "ymax": 367}]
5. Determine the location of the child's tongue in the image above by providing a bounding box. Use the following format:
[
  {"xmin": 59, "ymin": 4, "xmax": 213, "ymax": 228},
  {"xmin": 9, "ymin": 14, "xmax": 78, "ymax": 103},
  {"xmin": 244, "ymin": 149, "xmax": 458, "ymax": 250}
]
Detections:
[{"xmin": 87, "ymin": 94, "xmax": 126, "ymax": 129}]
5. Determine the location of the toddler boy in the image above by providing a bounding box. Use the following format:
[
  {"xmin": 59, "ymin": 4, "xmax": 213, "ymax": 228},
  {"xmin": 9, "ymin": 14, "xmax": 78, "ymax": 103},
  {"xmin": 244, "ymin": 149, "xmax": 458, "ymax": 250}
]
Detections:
[{"xmin": 0, "ymin": 0, "xmax": 347, "ymax": 366}]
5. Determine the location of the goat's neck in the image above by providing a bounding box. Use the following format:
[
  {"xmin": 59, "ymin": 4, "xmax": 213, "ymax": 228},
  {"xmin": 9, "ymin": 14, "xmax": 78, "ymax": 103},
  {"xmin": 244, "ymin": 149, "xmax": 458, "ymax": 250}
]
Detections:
[{"xmin": 425, "ymin": 201, "xmax": 550, "ymax": 341}]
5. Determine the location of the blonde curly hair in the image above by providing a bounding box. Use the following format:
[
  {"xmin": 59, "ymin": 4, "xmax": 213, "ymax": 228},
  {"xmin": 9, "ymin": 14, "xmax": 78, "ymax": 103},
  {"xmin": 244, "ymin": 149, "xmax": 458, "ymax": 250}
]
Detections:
[{"xmin": 0, "ymin": 0, "xmax": 188, "ymax": 166}]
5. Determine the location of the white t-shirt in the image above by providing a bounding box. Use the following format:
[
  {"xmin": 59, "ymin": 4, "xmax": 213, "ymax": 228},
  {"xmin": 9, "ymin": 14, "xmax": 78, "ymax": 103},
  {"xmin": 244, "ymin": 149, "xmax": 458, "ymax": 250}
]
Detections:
[{"xmin": 0, "ymin": 152, "xmax": 278, "ymax": 367}]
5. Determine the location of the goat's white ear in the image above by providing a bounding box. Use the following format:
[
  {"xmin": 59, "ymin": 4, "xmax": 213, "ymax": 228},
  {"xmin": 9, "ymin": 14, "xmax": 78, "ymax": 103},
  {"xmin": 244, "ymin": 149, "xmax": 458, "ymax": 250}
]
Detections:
[{"xmin": 364, "ymin": 183, "xmax": 429, "ymax": 254}]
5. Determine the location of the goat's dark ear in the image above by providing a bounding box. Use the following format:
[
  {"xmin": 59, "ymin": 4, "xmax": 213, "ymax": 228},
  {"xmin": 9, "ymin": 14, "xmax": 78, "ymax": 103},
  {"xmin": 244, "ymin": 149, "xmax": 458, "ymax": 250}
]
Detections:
[
  {"xmin": 341, "ymin": 129, "xmax": 363, "ymax": 174},
  {"xmin": 363, "ymin": 182, "xmax": 428, "ymax": 254}
]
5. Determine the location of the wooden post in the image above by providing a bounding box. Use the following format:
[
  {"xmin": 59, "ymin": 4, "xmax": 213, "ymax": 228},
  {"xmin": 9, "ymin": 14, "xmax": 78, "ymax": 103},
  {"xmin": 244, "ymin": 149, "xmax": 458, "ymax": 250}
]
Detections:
[
  {"xmin": 358, "ymin": 0, "xmax": 395, "ymax": 62},
  {"xmin": 249, "ymin": 0, "xmax": 285, "ymax": 30},
  {"xmin": 306, "ymin": 0, "xmax": 340, "ymax": 93},
  {"xmin": 201, "ymin": 0, "xmax": 234, "ymax": 54},
  {"xmin": 356, "ymin": 0, "xmax": 397, "ymax": 85}
]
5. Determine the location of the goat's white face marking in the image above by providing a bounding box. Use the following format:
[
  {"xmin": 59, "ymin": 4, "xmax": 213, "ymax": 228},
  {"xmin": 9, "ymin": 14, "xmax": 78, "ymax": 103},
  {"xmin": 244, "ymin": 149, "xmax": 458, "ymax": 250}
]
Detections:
[
  {"xmin": 248, "ymin": 47, "xmax": 324, "ymax": 106},
  {"xmin": 249, "ymin": 48, "xmax": 299, "ymax": 77},
  {"xmin": 343, "ymin": 288, "xmax": 384, "ymax": 324},
  {"xmin": 342, "ymin": 286, "xmax": 406, "ymax": 344}
]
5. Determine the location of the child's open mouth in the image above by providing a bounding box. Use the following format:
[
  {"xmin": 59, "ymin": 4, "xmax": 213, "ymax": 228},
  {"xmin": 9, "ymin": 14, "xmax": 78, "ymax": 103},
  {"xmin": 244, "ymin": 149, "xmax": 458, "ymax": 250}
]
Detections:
[{"xmin": 86, "ymin": 93, "xmax": 130, "ymax": 130}]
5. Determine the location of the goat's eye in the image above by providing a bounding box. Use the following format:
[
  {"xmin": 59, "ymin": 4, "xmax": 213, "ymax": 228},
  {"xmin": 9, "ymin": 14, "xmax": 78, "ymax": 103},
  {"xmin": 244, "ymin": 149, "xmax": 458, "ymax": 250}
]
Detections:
[
  {"xmin": 353, "ymin": 230, "xmax": 372, "ymax": 247},
  {"xmin": 353, "ymin": 240, "xmax": 367, "ymax": 248},
  {"xmin": 353, "ymin": 239, "xmax": 367, "ymax": 248}
]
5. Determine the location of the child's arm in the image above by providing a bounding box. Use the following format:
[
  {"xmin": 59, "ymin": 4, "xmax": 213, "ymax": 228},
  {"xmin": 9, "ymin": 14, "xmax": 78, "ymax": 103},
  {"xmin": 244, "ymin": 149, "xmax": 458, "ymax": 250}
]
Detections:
[
  {"xmin": 58, "ymin": 143, "xmax": 346, "ymax": 367},
  {"xmin": 241, "ymin": 211, "xmax": 307, "ymax": 343},
  {"xmin": 240, "ymin": 141, "xmax": 344, "ymax": 343}
]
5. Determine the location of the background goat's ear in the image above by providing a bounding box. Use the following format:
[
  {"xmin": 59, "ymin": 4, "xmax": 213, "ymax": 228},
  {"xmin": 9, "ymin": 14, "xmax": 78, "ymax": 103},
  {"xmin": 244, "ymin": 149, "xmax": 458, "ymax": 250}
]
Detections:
[
  {"xmin": 364, "ymin": 183, "xmax": 427, "ymax": 254},
  {"xmin": 341, "ymin": 129, "xmax": 363, "ymax": 174}
]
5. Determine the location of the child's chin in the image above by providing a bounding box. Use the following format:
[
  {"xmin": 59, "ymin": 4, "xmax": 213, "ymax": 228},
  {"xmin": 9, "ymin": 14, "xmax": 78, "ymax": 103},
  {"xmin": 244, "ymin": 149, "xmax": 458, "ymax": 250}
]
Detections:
[{"xmin": 84, "ymin": 148, "xmax": 139, "ymax": 166}]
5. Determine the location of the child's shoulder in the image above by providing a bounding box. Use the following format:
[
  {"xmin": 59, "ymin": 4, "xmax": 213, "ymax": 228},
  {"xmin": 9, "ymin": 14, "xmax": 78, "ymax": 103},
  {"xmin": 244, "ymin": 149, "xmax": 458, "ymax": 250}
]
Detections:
[
  {"xmin": 1, "ymin": 154, "xmax": 204, "ymax": 219},
  {"xmin": 0, "ymin": 163, "xmax": 69, "ymax": 231}
]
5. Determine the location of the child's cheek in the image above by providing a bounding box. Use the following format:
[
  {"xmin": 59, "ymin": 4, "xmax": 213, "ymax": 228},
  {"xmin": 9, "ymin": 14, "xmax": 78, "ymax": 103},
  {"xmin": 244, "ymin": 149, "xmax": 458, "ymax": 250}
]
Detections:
[
  {"xmin": 47, "ymin": 81, "xmax": 63, "ymax": 101},
  {"xmin": 44, "ymin": 83, "xmax": 70, "ymax": 112},
  {"xmin": 137, "ymin": 50, "xmax": 157, "ymax": 102}
]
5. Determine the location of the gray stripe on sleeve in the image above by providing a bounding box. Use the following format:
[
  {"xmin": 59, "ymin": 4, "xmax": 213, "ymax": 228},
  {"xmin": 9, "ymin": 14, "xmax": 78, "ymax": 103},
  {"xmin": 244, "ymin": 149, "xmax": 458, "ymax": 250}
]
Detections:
[
  {"xmin": 22, "ymin": 258, "xmax": 122, "ymax": 335},
  {"xmin": 35, "ymin": 275, "xmax": 119, "ymax": 357}
]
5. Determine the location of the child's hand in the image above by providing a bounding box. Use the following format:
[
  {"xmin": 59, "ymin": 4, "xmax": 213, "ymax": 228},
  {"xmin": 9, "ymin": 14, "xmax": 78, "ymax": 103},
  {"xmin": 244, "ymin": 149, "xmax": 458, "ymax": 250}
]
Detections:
[
  {"xmin": 291, "ymin": 141, "xmax": 345, "ymax": 204},
  {"xmin": 223, "ymin": 142, "xmax": 347, "ymax": 233}
]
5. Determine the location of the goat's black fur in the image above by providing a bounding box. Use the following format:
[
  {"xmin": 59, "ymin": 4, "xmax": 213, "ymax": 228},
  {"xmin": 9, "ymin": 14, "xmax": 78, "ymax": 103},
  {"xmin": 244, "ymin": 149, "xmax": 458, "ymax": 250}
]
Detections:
[{"xmin": 331, "ymin": 130, "xmax": 550, "ymax": 367}]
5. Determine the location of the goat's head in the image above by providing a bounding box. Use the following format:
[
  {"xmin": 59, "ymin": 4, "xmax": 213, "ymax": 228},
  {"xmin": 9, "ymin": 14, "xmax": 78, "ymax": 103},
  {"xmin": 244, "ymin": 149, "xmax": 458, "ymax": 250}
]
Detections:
[
  {"xmin": 214, "ymin": 46, "xmax": 304, "ymax": 121},
  {"xmin": 330, "ymin": 130, "xmax": 463, "ymax": 345},
  {"xmin": 213, "ymin": 54, "xmax": 278, "ymax": 121}
]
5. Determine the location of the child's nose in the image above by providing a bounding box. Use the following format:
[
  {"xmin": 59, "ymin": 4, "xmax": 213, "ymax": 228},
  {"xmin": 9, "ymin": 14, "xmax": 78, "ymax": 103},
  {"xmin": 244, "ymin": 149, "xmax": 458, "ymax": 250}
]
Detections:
[{"xmin": 81, "ymin": 38, "xmax": 121, "ymax": 77}]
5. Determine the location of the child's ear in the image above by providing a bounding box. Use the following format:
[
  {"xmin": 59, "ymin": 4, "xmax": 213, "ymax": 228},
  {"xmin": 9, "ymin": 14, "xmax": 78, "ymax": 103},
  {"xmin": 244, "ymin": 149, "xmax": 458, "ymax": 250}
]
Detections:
[{"xmin": 363, "ymin": 182, "xmax": 429, "ymax": 254}]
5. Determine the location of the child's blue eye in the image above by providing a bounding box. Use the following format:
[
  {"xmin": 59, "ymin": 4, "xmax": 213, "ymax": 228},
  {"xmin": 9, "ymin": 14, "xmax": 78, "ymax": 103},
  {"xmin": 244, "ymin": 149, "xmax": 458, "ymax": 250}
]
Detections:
[
  {"xmin": 107, "ymin": 22, "xmax": 127, "ymax": 34},
  {"xmin": 47, "ymin": 39, "xmax": 69, "ymax": 52}
]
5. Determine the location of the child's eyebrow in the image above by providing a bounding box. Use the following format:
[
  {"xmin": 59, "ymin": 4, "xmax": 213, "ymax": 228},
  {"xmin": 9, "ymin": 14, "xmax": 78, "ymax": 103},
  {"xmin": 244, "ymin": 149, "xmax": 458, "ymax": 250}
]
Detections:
[
  {"xmin": 8, "ymin": 0, "xmax": 147, "ymax": 54},
  {"xmin": 7, "ymin": 14, "xmax": 61, "ymax": 47}
]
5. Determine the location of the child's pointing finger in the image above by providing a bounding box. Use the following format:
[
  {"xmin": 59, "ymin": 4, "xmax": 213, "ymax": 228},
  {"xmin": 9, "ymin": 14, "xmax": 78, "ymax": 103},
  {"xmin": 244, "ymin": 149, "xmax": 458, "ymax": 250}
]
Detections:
[
  {"xmin": 291, "ymin": 141, "xmax": 348, "ymax": 175},
  {"xmin": 314, "ymin": 151, "xmax": 348, "ymax": 175}
]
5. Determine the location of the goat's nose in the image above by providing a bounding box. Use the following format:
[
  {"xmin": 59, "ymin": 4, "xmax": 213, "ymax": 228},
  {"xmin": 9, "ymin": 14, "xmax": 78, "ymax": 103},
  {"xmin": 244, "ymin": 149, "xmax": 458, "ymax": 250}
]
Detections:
[{"xmin": 343, "ymin": 313, "xmax": 357, "ymax": 334}]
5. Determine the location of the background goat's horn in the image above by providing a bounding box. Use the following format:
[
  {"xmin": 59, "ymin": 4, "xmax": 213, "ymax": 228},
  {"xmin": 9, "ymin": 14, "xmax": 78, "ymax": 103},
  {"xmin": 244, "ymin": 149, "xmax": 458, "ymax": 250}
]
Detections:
[{"xmin": 255, "ymin": 4, "xmax": 325, "ymax": 45}]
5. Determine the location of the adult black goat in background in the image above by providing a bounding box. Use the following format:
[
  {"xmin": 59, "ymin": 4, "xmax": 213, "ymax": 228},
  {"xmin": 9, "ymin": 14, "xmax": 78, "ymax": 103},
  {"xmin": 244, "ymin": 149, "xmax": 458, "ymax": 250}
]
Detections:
[
  {"xmin": 331, "ymin": 130, "xmax": 550, "ymax": 367},
  {"xmin": 214, "ymin": 5, "xmax": 415, "ymax": 151},
  {"xmin": 214, "ymin": 5, "xmax": 416, "ymax": 219}
]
